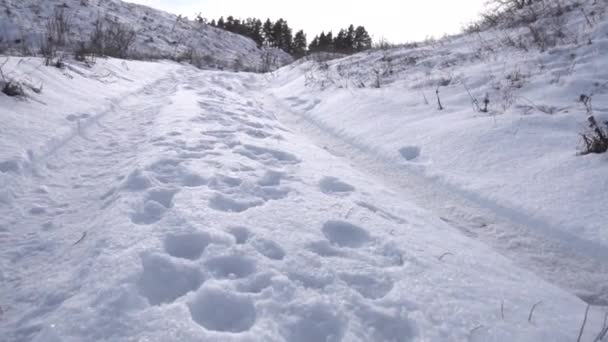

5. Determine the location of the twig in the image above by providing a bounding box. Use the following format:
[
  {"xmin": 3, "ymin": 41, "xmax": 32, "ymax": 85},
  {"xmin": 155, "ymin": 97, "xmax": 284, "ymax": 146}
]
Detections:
[
  {"xmin": 463, "ymin": 82, "xmax": 480, "ymax": 112},
  {"xmin": 437, "ymin": 252, "xmax": 454, "ymax": 261},
  {"xmin": 0, "ymin": 57, "xmax": 7, "ymax": 81},
  {"xmin": 72, "ymin": 231, "xmax": 87, "ymax": 246},
  {"xmin": 577, "ymin": 304, "xmax": 591, "ymax": 342},
  {"xmin": 345, "ymin": 207, "xmax": 355, "ymax": 219},
  {"xmin": 528, "ymin": 301, "xmax": 543, "ymax": 324},
  {"xmin": 436, "ymin": 87, "xmax": 444, "ymax": 110},
  {"xmin": 470, "ymin": 325, "xmax": 484, "ymax": 335},
  {"xmin": 594, "ymin": 311, "xmax": 608, "ymax": 342},
  {"xmin": 420, "ymin": 91, "xmax": 429, "ymax": 105}
]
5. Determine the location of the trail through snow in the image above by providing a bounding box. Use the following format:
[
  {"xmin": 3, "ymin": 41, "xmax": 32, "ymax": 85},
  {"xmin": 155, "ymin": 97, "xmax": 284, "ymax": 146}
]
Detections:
[
  {"xmin": 265, "ymin": 91, "xmax": 608, "ymax": 306},
  {"xmin": 0, "ymin": 63, "xmax": 606, "ymax": 341}
]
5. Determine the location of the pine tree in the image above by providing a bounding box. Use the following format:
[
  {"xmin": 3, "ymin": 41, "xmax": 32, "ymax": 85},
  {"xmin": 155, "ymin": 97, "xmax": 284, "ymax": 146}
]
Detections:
[
  {"xmin": 320, "ymin": 31, "xmax": 334, "ymax": 52},
  {"xmin": 251, "ymin": 19, "xmax": 264, "ymax": 47},
  {"xmin": 292, "ymin": 30, "xmax": 307, "ymax": 58},
  {"xmin": 346, "ymin": 25, "xmax": 356, "ymax": 53},
  {"xmin": 334, "ymin": 29, "xmax": 348, "ymax": 53},
  {"xmin": 309, "ymin": 36, "xmax": 320, "ymax": 52},
  {"xmin": 271, "ymin": 19, "xmax": 284, "ymax": 49},
  {"xmin": 217, "ymin": 16, "xmax": 225, "ymax": 29},
  {"xmin": 354, "ymin": 26, "xmax": 372, "ymax": 52},
  {"xmin": 263, "ymin": 19, "xmax": 274, "ymax": 47}
]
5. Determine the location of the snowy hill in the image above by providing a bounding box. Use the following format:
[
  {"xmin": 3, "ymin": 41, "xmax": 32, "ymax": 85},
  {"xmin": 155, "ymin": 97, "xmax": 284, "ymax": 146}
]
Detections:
[
  {"xmin": 0, "ymin": 0, "xmax": 292, "ymax": 70},
  {"xmin": 1, "ymin": 0, "xmax": 608, "ymax": 341}
]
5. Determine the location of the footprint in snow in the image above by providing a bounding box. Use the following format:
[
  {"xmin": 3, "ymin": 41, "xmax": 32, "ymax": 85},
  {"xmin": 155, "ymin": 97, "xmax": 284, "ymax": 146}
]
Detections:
[
  {"xmin": 251, "ymin": 237, "xmax": 286, "ymax": 260},
  {"xmin": 227, "ymin": 226, "xmax": 252, "ymax": 244},
  {"xmin": 319, "ymin": 177, "xmax": 355, "ymax": 195},
  {"xmin": 399, "ymin": 146, "xmax": 421, "ymax": 161},
  {"xmin": 208, "ymin": 193, "xmax": 264, "ymax": 213},
  {"xmin": 164, "ymin": 231, "xmax": 212, "ymax": 261},
  {"xmin": 137, "ymin": 253, "xmax": 205, "ymax": 306},
  {"xmin": 129, "ymin": 188, "xmax": 178, "ymax": 225},
  {"xmin": 188, "ymin": 285, "xmax": 256, "ymax": 333},
  {"xmin": 339, "ymin": 272, "xmax": 394, "ymax": 300},
  {"xmin": 322, "ymin": 220, "xmax": 372, "ymax": 248},
  {"xmin": 282, "ymin": 300, "xmax": 347, "ymax": 342},
  {"xmin": 204, "ymin": 253, "xmax": 257, "ymax": 279},
  {"xmin": 235, "ymin": 144, "xmax": 300, "ymax": 166}
]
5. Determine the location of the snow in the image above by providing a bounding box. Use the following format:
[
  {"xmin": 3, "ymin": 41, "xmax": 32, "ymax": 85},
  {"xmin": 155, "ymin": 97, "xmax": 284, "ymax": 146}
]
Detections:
[
  {"xmin": 0, "ymin": 55, "xmax": 605, "ymax": 341},
  {"xmin": 269, "ymin": 0, "xmax": 608, "ymax": 307},
  {"xmin": 1, "ymin": 0, "xmax": 608, "ymax": 341}
]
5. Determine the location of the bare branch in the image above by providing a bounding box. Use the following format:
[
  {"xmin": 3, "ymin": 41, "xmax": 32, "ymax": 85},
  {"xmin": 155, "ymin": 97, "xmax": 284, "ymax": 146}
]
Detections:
[
  {"xmin": 577, "ymin": 304, "xmax": 591, "ymax": 342},
  {"xmin": 528, "ymin": 301, "xmax": 542, "ymax": 324}
]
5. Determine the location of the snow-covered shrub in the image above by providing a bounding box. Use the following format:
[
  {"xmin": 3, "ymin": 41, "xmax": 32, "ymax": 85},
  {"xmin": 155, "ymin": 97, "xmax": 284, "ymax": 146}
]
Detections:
[
  {"xmin": 2, "ymin": 80, "xmax": 24, "ymax": 97},
  {"xmin": 478, "ymin": 0, "xmax": 583, "ymax": 51},
  {"xmin": 0, "ymin": 61, "xmax": 24, "ymax": 97},
  {"xmin": 579, "ymin": 95, "xmax": 608, "ymax": 155}
]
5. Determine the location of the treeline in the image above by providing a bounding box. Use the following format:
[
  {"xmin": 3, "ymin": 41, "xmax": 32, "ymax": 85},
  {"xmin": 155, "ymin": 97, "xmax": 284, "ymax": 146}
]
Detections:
[
  {"xmin": 206, "ymin": 16, "xmax": 372, "ymax": 57},
  {"xmin": 207, "ymin": 17, "xmax": 306, "ymax": 57},
  {"xmin": 309, "ymin": 25, "xmax": 372, "ymax": 54}
]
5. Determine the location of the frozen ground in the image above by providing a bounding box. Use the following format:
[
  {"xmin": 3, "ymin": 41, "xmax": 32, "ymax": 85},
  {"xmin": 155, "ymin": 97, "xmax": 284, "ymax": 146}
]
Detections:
[{"xmin": 0, "ymin": 55, "xmax": 606, "ymax": 341}]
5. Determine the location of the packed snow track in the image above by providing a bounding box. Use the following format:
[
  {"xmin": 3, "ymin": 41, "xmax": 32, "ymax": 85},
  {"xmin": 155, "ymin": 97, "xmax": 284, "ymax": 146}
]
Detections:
[{"xmin": 0, "ymin": 61, "xmax": 606, "ymax": 342}]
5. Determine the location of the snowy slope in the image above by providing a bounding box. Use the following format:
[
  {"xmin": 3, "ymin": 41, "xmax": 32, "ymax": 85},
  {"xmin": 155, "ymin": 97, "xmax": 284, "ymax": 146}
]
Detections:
[
  {"xmin": 0, "ymin": 0, "xmax": 291, "ymax": 70},
  {"xmin": 269, "ymin": 0, "xmax": 608, "ymax": 305},
  {"xmin": 0, "ymin": 57, "xmax": 606, "ymax": 342}
]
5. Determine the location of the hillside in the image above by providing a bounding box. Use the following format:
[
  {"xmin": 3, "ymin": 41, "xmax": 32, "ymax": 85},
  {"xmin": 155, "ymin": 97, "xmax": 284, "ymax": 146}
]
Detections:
[
  {"xmin": 0, "ymin": 0, "xmax": 292, "ymax": 70},
  {"xmin": 270, "ymin": 0, "xmax": 608, "ymax": 305}
]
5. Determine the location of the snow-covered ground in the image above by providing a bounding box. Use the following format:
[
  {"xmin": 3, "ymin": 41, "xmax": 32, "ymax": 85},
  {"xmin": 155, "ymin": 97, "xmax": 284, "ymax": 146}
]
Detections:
[
  {"xmin": 269, "ymin": 0, "xmax": 608, "ymax": 307},
  {"xmin": 2, "ymin": 0, "xmax": 608, "ymax": 341},
  {"xmin": 0, "ymin": 55, "xmax": 606, "ymax": 341}
]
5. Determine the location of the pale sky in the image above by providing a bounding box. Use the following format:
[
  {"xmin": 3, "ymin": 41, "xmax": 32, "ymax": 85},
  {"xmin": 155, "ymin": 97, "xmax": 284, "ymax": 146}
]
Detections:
[{"xmin": 126, "ymin": 0, "xmax": 488, "ymax": 43}]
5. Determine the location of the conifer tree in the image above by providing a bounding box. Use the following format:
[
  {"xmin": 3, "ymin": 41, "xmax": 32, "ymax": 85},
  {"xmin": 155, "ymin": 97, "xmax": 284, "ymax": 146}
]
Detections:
[
  {"xmin": 354, "ymin": 26, "xmax": 372, "ymax": 51},
  {"xmin": 263, "ymin": 19, "xmax": 274, "ymax": 46},
  {"xmin": 292, "ymin": 30, "xmax": 307, "ymax": 58}
]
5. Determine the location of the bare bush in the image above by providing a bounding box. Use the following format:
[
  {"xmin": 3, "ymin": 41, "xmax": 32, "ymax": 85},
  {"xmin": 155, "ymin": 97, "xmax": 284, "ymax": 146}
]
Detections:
[
  {"xmin": 176, "ymin": 46, "xmax": 208, "ymax": 69},
  {"xmin": 259, "ymin": 50, "xmax": 277, "ymax": 73},
  {"xmin": 103, "ymin": 19, "xmax": 137, "ymax": 58},
  {"xmin": 84, "ymin": 17, "xmax": 137, "ymax": 59},
  {"xmin": 41, "ymin": 7, "xmax": 72, "ymax": 67},
  {"xmin": 73, "ymin": 42, "xmax": 97, "ymax": 66},
  {"xmin": 579, "ymin": 94, "xmax": 608, "ymax": 155}
]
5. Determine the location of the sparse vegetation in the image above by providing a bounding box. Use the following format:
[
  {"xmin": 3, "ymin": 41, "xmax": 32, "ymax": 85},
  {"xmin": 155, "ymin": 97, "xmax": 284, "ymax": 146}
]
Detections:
[
  {"xmin": 0, "ymin": 58, "xmax": 24, "ymax": 97},
  {"xmin": 579, "ymin": 94, "xmax": 608, "ymax": 155},
  {"xmin": 41, "ymin": 7, "xmax": 72, "ymax": 67}
]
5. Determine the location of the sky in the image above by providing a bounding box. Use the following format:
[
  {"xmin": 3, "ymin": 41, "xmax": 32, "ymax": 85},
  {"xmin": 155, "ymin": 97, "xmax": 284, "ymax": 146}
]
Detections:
[{"xmin": 126, "ymin": 0, "xmax": 488, "ymax": 44}]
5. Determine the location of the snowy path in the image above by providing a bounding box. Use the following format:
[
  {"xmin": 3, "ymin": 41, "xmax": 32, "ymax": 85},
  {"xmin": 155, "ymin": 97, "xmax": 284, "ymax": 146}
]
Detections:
[
  {"xmin": 265, "ymin": 90, "xmax": 608, "ymax": 306},
  {"xmin": 0, "ymin": 68, "xmax": 182, "ymax": 340},
  {"xmin": 0, "ymin": 66, "xmax": 604, "ymax": 341}
]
